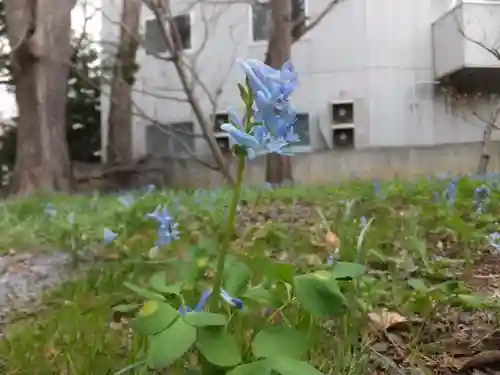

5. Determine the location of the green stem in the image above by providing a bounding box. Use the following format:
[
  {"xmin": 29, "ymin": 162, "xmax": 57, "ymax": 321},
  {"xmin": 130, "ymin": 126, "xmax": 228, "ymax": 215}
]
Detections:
[{"xmin": 209, "ymin": 154, "xmax": 246, "ymax": 311}]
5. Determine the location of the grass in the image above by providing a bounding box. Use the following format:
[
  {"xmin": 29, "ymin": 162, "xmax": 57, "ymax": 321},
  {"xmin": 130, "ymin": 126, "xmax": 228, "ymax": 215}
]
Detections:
[{"xmin": 0, "ymin": 177, "xmax": 499, "ymax": 375}]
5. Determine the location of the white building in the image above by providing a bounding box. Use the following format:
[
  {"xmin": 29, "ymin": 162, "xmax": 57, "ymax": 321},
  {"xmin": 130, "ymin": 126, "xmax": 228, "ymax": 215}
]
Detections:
[{"xmin": 101, "ymin": 0, "xmax": 500, "ymax": 161}]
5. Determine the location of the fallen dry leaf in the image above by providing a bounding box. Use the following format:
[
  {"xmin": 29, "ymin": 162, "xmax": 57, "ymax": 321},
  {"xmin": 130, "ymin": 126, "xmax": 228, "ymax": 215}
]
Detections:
[
  {"xmin": 368, "ymin": 310, "xmax": 408, "ymax": 330},
  {"xmin": 325, "ymin": 231, "xmax": 340, "ymax": 249}
]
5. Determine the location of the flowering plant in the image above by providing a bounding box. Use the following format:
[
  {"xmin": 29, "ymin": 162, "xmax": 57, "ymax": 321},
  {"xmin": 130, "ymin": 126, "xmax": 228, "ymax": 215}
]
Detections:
[{"xmin": 112, "ymin": 59, "xmax": 367, "ymax": 375}]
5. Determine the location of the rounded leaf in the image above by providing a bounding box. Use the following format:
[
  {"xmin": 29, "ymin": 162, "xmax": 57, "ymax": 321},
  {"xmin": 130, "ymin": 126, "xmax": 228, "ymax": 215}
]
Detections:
[
  {"xmin": 196, "ymin": 329, "xmax": 242, "ymax": 367},
  {"xmin": 146, "ymin": 318, "xmax": 196, "ymax": 369},
  {"xmin": 251, "ymin": 327, "xmax": 309, "ymax": 359},
  {"xmin": 269, "ymin": 357, "xmax": 323, "ymax": 375},
  {"xmin": 149, "ymin": 271, "xmax": 183, "ymax": 295},
  {"xmin": 132, "ymin": 300, "xmax": 178, "ymax": 335},
  {"xmin": 226, "ymin": 360, "xmax": 272, "ymax": 375},
  {"xmin": 293, "ymin": 271, "xmax": 347, "ymax": 317},
  {"xmin": 183, "ymin": 312, "xmax": 227, "ymax": 327},
  {"xmin": 123, "ymin": 281, "xmax": 165, "ymax": 301},
  {"xmin": 330, "ymin": 262, "xmax": 365, "ymax": 280},
  {"xmin": 224, "ymin": 262, "xmax": 252, "ymax": 296}
]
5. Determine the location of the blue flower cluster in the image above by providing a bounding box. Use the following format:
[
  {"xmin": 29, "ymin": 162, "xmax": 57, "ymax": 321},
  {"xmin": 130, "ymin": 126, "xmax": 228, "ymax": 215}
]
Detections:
[
  {"xmin": 221, "ymin": 59, "xmax": 300, "ymax": 159},
  {"xmin": 146, "ymin": 205, "xmax": 181, "ymax": 246}
]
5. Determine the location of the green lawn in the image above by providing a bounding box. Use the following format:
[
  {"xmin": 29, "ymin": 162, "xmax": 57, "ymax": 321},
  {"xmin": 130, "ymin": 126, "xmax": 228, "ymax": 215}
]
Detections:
[{"xmin": 0, "ymin": 178, "xmax": 499, "ymax": 375}]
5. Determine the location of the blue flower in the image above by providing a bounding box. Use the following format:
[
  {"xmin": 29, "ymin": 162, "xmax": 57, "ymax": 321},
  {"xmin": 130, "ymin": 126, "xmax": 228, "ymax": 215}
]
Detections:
[
  {"xmin": 44, "ymin": 203, "xmax": 57, "ymax": 217},
  {"xmin": 221, "ymin": 59, "xmax": 300, "ymax": 159},
  {"xmin": 238, "ymin": 59, "xmax": 298, "ymax": 105},
  {"xmin": 433, "ymin": 191, "xmax": 439, "ymax": 203},
  {"xmin": 474, "ymin": 185, "xmax": 491, "ymax": 214},
  {"xmin": 221, "ymin": 116, "xmax": 293, "ymax": 159},
  {"xmin": 103, "ymin": 228, "xmax": 117, "ymax": 244},
  {"xmin": 118, "ymin": 194, "xmax": 135, "ymax": 208},
  {"xmin": 178, "ymin": 288, "xmax": 244, "ymax": 315},
  {"xmin": 488, "ymin": 232, "xmax": 500, "ymax": 253},
  {"xmin": 146, "ymin": 205, "xmax": 180, "ymax": 246},
  {"xmin": 220, "ymin": 289, "xmax": 244, "ymax": 309},
  {"xmin": 445, "ymin": 178, "xmax": 458, "ymax": 207},
  {"xmin": 360, "ymin": 216, "xmax": 367, "ymax": 229},
  {"xmin": 373, "ymin": 180, "xmax": 385, "ymax": 199}
]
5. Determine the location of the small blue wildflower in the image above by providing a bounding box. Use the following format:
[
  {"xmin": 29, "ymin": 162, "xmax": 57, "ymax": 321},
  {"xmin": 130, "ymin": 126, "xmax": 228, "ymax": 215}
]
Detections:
[
  {"xmin": 118, "ymin": 194, "xmax": 135, "ymax": 208},
  {"xmin": 488, "ymin": 232, "xmax": 500, "ymax": 253},
  {"xmin": 445, "ymin": 178, "xmax": 458, "ymax": 207},
  {"xmin": 433, "ymin": 191, "xmax": 439, "ymax": 203},
  {"xmin": 360, "ymin": 216, "xmax": 367, "ymax": 229},
  {"xmin": 373, "ymin": 180, "xmax": 385, "ymax": 199},
  {"xmin": 103, "ymin": 228, "xmax": 117, "ymax": 244},
  {"xmin": 143, "ymin": 184, "xmax": 156, "ymax": 197},
  {"xmin": 327, "ymin": 250, "xmax": 340, "ymax": 265},
  {"xmin": 146, "ymin": 205, "xmax": 180, "ymax": 246},
  {"xmin": 220, "ymin": 289, "xmax": 244, "ymax": 309},
  {"xmin": 178, "ymin": 288, "xmax": 243, "ymax": 315},
  {"xmin": 44, "ymin": 203, "xmax": 57, "ymax": 217},
  {"xmin": 474, "ymin": 185, "xmax": 491, "ymax": 214}
]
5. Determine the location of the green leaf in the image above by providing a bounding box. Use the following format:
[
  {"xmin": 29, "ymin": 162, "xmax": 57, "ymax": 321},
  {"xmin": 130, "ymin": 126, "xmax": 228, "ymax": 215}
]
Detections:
[
  {"xmin": 293, "ymin": 271, "xmax": 347, "ymax": 317},
  {"xmin": 261, "ymin": 260, "xmax": 295, "ymax": 283},
  {"xmin": 269, "ymin": 357, "xmax": 324, "ymax": 375},
  {"xmin": 252, "ymin": 327, "xmax": 310, "ymax": 359},
  {"xmin": 123, "ymin": 281, "xmax": 165, "ymax": 301},
  {"xmin": 226, "ymin": 360, "xmax": 272, "ymax": 375},
  {"xmin": 196, "ymin": 329, "xmax": 242, "ymax": 367},
  {"xmin": 456, "ymin": 294, "xmax": 485, "ymax": 309},
  {"xmin": 407, "ymin": 278, "xmax": 428, "ymax": 292},
  {"xmin": 224, "ymin": 262, "xmax": 252, "ymax": 296},
  {"xmin": 132, "ymin": 301, "xmax": 178, "ymax": 335},
  {"xmin": 237, "ymin": 83, "xmax": 249, "ymax": 106},
  {"xmin": 243, "ymin": 286, "xmax": 272, "ymax": 304},
  {"xmin": 183, "ymin": 312, "xmax": 227, "ymax": 327},
  {"xmin": 112, "ymin": 303, "xmax": 140, "ymax": 313},
  {"xmin": 149, "ymin": 271, "xmax": 183, "ymax": 295},
  {"xmin": 146, "ymin": 318, "xmax": 196, "ymax": 369},
  {"xmin": 330, "ymin": 262, "xmax": 365, "ymax": 280}
]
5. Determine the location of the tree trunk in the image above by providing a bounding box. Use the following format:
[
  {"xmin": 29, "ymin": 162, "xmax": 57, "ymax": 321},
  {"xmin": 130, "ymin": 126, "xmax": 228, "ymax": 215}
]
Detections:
[
  {"xmin": 265, "ymin": 0, "xmax": 293, "ymax": 185},
  {"xmin": 6, "ymin": 0, "xmax": 74, "ymax": 196},
  {"xmin": 106, "ymin": 0, "xmax": 141, "ymax": 164},
  {"xmin": 477, "ymin": 124, "xmax": 493, "ymax": 175}
]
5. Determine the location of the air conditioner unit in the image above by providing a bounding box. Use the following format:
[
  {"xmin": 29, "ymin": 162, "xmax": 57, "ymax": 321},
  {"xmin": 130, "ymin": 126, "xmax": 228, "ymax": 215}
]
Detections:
[
  {"xmin": 330, "ymin": 101, "xmax": 355, "ymax": 149},
  {"xmin": 211, "ymin": 113, "xmax": 230, "ymax": 133},
  {"xmin": 331, "ymin": 101, "xmax": 354, "ymax": 126},
  {"xmin": 331, "ymin": 125, "xmax": 355, "ymax": 149},
  {"xmin": 214, "ymin": 132, "xmax": 232, "ymax": 152}
]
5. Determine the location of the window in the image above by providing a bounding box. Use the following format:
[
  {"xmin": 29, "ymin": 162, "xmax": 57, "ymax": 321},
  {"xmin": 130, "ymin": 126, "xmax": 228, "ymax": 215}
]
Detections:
[
  {"xmin": 293, "ymin": 113, "xmax": 311, "ymax": 146},
  {"xmin": 144, "ymin": 13, "xmax": 192, "ymax": 54},
  {"xmin": 250, "ymin": 0, "xmax": 306, "ymax": 42},
  {"xmin": 146, "ymin": 122, "xmax": 195, "ymax": 157}
]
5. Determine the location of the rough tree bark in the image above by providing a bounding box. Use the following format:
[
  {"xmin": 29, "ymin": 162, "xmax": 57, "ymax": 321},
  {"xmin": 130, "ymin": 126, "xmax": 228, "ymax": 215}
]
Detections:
[
  {"xmin": 106, "ymin": 0, "xmax": 142, "ymax": 164},
  {"xmin": 265, "ymin": 0, "xmax": 293, "ymax": 185},
  {"xmin": 5, "ymin": 0, "xmax": 75, "ymax": 195},
  {"xmin": 477, "ymin": 124, "xmax": 493, "ymax": 175}
]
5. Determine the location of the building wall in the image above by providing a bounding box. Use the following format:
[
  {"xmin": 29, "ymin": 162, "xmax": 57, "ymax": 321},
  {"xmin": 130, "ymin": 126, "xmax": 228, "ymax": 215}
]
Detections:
[{"xmin": 100, "ymin": 0, "xmax": 500, "ymax": 161}]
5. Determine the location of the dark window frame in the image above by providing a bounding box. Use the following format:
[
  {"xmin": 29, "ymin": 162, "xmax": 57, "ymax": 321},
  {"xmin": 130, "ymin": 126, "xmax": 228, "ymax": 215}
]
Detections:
[
  {"xmin": 145, "ymin": 121, "xmax": 196, "ymax": 157},
  {"xmin": 144, "ymin": 13, "xmax": 193, "ymax": 55}
]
